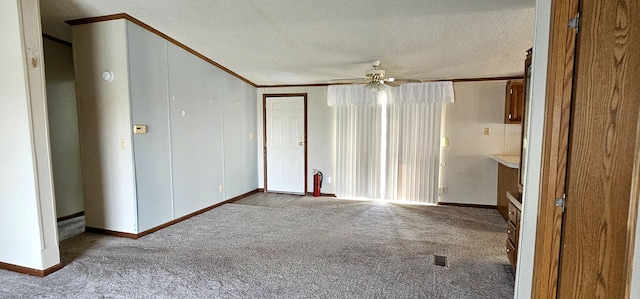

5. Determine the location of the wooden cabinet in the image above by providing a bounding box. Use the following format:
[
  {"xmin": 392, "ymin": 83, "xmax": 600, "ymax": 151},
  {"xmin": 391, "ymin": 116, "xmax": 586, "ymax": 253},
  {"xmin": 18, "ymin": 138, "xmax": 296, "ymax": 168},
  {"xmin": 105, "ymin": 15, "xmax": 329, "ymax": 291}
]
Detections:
[
  {"xmin": 506, "ymin": 192, "xmax": 522, "ymax": 268},
  {"xmin": 505, "ymin": 80, "xmax": 524, "ymax": 124},
  {"xmin": 497, "ymin": 163, "xmax": 519, "ymax": 220},
  {"xmin": 504, "ymin": 48, "xmax": 531, "ymax": 268}
]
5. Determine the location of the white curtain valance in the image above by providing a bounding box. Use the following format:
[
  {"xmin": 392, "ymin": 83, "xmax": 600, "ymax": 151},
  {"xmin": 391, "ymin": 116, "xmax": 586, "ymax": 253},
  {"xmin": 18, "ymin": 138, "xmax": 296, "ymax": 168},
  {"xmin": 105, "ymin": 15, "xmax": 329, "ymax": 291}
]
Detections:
[
  {"xmin": 392, "ymin": 81, "xmax": 454, "ymax": 104},
  {"xmin": 327, "ymin": 84, "xmax": 382, "ymax": 106},
  {"xmin": 327, "ymin": 81, "xmax": 454, "ymax": 107}
]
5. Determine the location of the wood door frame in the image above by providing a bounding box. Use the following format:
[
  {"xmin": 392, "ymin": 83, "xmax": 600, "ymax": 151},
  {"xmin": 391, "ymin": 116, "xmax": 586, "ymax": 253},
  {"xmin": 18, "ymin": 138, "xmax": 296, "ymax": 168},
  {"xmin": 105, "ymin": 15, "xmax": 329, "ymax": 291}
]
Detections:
[
  {"xmin": 532, "ymin": 0, "xmax": 640, "ymax": 297},
  {"xmin": 262, "ymin": 93, "xmax": 308, "ymax": 194},
  {"xmin": 530, "ymin": 0, "xmax": 579, "ymax": 297},
  {"xmin": 625, "ymin": 110, "xmax": 640, "ymax": 297}
]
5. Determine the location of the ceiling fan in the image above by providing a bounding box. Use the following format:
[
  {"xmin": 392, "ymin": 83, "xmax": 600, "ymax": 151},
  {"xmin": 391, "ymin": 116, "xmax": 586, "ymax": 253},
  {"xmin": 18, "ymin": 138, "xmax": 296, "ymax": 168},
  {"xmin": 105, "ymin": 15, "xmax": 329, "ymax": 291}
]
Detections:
[{"xmin": 332, "ymin": 60, "xmax": 421, "ymax": 92}]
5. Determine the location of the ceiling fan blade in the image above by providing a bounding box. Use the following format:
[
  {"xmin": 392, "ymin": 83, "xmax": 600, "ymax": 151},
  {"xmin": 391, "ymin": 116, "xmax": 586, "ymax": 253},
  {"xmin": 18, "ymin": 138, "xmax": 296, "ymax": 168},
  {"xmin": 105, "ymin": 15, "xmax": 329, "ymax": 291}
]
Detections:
[
  {"xmin": 392, "ymin": 78, "xmax": 423, "ymax": 83},
  {"xmin": 385, "ymin": 81, "xmax": 401, "ymax": 87}
]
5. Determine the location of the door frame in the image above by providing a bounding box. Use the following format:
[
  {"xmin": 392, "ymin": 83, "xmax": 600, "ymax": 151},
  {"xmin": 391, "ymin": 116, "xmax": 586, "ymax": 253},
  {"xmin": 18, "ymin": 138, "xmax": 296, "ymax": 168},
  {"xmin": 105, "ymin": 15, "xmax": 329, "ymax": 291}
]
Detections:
[
  {"xmin": 530, "ymin": 0, "xmax": 579, "ymax": 296},
  {"xmin": 531, "ymin": 0, "xmax": 640, "ymax": 297},
  {"xmin": 262, "ymin": 93, "xmax": 308, "ymax": 194}
]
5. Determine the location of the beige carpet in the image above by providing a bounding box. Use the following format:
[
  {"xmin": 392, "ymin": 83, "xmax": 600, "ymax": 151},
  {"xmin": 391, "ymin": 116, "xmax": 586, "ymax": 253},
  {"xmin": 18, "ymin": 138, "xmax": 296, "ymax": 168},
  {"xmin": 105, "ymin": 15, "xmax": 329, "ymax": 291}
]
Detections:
[{"xmin": 1, "ymin": 196, "xmax": 514, "ymax": 298}]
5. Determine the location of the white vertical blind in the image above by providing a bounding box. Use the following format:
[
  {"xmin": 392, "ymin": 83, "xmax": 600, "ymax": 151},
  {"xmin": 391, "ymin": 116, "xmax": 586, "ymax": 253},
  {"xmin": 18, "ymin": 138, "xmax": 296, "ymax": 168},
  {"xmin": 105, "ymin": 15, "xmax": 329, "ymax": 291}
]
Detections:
[
  {"xmin": 335, "ymin": 104, "xmax": 382, "ymax": 198},
  {"xmin": 331, "ymin": 82, "xmax": 452, "ymax": 204},
  {"xmin": 384, "ymin": 103, "xmax": 442, "ymax": 203}
]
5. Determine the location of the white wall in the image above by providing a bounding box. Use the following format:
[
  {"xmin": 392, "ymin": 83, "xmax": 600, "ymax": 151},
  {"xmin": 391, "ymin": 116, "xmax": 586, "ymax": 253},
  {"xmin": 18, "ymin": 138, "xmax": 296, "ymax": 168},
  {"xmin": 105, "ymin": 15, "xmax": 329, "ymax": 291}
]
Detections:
[
  {"xmin": 257, "ymin": 86, "xmax": 336, "ymax": 195},
  {"xmin": 0, "ymin": 0, "xmax": 59, "ymax": 270},
  {"xmin": 43, "ymin": 38, "xmax": 85, "ymax": 219},
  {"xmin": 73, "ymin": 20, "xmax": 138, "ymax": 233},
  {"xmin": 257, "ymin": 83, "xmax": 521, "ymax": 203},
  {"xmin": 440, "ymin": 81, "xmax": 521, "ymax": 206}
]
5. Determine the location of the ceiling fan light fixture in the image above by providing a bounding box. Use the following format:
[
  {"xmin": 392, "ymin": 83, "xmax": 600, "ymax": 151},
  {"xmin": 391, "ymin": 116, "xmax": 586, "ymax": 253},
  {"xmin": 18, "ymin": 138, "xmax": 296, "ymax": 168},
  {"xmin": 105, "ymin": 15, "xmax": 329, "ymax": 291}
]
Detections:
[{"xmin": 365, "ymin": 81, "xmax": 387, "ymax": 93}]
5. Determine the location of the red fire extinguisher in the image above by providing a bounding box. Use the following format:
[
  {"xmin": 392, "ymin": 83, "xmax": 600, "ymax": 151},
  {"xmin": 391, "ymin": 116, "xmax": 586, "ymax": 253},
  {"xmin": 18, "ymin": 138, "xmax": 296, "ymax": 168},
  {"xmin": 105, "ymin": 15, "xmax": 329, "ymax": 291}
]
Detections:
[{"xmin": 313, "ymin": 169, "xmax": 323, "ymax": 197}]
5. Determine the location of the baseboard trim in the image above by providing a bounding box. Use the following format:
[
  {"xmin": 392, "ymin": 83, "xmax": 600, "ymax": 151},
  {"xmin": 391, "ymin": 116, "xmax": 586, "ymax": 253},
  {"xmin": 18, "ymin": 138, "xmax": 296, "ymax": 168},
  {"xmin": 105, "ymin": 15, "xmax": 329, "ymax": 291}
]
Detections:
[
  {"xmin": 257, "ymin": 189, "xmax": 336, "ymax": 198},
  {"xmin": 306, "ymin": 192, "xmax": 337, "ymax": 197},
  {"xmin": 0, "ymin": 261, "xmax": 63, "ymax": 277},
  {"xmin": 86, "ymin": 189, "xmax": 261, "ymax": 239},
  {"xmin": 437, "ymin": 202, "xmax": 497, "ymax": 209},
  {"xmin": 225, "ymin": 189, "xmax": 261, "ymax": 204},
  {"xmin": 57, "ymin": 211, "xmax": 85, "ymax": 222},
  {"xmin": 85, "ymin": 227, "xmax": 139, "ymax": 239},
  {"xmin": 136, "ymin": 189, "xmax": 259, "ymax": 238}
]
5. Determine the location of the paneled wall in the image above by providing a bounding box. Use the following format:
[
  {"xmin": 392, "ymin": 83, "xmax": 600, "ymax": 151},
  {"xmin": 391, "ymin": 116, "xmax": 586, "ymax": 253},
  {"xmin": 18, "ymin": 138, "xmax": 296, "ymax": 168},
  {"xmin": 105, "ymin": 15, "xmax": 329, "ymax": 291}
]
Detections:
[
  {"xmin": 167, "ymin": 42, "xmax": 225, "ymax": 218},
  {"xmin": 73, "ymin": 19, "xmax": 257, "ymax": 234},
  {"xmin": 127, "ymin": 22, "xmax": 173, "ymax": 231},
  {"xmin": 223, "ymin": 72, "xmax": 258, "ymax": 198}
]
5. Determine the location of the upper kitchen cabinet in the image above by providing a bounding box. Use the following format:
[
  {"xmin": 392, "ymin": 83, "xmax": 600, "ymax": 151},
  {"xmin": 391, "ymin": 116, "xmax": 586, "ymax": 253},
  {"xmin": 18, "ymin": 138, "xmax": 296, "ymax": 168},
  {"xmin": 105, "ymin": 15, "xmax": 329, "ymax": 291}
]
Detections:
[{"xmin": 505, "ymin": 79, "xmax": 524, "ymax": 124}]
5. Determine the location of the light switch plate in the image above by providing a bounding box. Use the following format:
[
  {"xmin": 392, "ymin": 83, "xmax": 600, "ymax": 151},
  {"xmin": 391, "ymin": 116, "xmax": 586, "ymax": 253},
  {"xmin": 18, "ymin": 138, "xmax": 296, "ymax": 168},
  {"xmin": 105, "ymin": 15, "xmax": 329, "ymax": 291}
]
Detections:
[
  {"xmin": 484, "ymin": 127, "xmax": 491, "ymax": 135},
  {"xmin": 133, "ymin": 125, "xmax": 147, "ymax": 134}
]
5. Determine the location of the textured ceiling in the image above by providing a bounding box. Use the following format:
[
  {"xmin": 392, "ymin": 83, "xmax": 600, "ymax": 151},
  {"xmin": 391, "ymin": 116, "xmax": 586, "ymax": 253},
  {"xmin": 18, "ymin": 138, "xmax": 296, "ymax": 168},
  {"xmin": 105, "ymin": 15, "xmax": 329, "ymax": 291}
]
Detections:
[{"xmin": 39, "ymin": 0, "xmax": 536, "ymax": 86}]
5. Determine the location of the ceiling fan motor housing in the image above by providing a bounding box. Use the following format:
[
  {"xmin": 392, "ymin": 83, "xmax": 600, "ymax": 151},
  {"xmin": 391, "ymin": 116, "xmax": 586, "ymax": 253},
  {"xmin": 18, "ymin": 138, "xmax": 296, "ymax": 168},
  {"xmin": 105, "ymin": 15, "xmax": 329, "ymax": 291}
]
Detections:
[
  {"xmin": 366, "ymin": 69, "xmax": 385, "ymax": 77},
  {"xmin": 366, "ymin": 69, "xmax": 386, "ymax": 83}
]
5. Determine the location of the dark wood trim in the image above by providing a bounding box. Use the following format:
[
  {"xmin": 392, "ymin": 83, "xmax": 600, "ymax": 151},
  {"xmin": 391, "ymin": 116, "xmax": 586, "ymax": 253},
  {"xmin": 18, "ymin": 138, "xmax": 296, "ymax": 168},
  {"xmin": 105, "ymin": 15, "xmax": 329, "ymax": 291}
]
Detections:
[
  {"xmin": 306, "ymin": 192, "xmax": 337, "ymax": 197},
  {"xmin": 86, "ymin": 189, "xmax": 260, "ymax": 239},
  {"xmin": 530, "ymin": 0, "xmax": 578, "ymax": 297},
  {"xmin": 65, "ymin": 13, "xmax": 129, "ymax": 26},
  {"xmin": 65, "ymin": 14, "xmax": 524, "ymax": 89},
  {"xmin": 0, "ymin": 261, "xmax": 63, "ymax": 277},
  {"xmin": 304, "ymin": 95, "xmax": 308, "ymax": 195},
  {"xmin": 257, "ymin": 83, "xmax": 346, "ymax": 88},
  {"xmin": 85, "ymin": 227, "xmax": 139, "ymax": 239},
  {"xmin": 449, "ymin": 76, "xmax": 524, "ymax": 83},
  {"xmin": 57, "ymin": 211, "xmax": 84, "ymax": 222},
  {"xmin": 66, "ymin": 13, "xmax": 256, "ymax": 87},
  {"xmin": 42, "ymin": 34, "xmax": 72, "ymax": 47},
  {"xmin": 437, "ymin": 202, "xmax": 497, "ymax": 209},
  {"xmin": 262, "ymin": 94, "xmax": 308, "ymax": 194},
  {"xmin": 256, "ymin": 76, "xmax": 525, "ymax": 88},
  {"xmin": 622, "ymin": 2, "xmax": 640, "ymax": 297},
  {"xmin": 225, "ymin": 189, "xmax": 259, "ymax": 204},
  {"xmin": 66, "ymin": 14, "xmax": 523, "ymax": 89},
  {"xmin": 263, "ymin": 95, "xmax": 268, "ymax": 192},
  {"xmin": 136, "ymin": 189, "xmax": 258, "ymax": 238},
  {"xmin": 625, "ymin": 102, "xmax": 640, "ymax": 297}
]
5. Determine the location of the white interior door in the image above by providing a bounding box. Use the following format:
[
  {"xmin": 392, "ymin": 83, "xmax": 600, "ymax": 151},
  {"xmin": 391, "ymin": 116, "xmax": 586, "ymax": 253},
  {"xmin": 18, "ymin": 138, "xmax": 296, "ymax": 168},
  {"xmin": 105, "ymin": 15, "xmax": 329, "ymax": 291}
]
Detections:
[{"xmin": 266, "ymin": 96, "xmax": 305, "ymax": 194}]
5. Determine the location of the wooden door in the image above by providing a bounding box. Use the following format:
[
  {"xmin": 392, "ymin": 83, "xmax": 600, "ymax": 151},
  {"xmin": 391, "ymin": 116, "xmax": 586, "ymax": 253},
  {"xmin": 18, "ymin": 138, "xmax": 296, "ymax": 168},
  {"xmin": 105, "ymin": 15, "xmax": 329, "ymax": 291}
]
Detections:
[
  {"xmin": 557, "ymin": 0, "xmax": 640, "ymax": 298},
  {"xmin": 264, "ymin": 95, "xmax": 307, "ymax": 194}
]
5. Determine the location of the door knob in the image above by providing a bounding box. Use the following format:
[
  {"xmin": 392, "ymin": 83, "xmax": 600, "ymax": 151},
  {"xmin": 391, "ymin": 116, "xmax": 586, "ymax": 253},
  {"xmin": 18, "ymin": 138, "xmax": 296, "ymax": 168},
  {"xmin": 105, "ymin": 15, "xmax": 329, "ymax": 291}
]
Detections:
[{"xmin": 299, "ymin": 141, "xmax": 304, "ymax": 146}]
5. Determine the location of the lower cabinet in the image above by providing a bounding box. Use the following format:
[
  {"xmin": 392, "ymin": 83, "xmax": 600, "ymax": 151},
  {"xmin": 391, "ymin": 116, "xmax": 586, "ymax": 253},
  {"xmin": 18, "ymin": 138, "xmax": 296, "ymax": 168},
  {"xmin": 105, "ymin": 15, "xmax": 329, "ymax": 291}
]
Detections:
[
  {"xmin": 506, "ymin": 192, "xmax": 522, "ymax": 268},
  {"xmin": 497, "ymin": 163, "xmax": 519, "ymax": 220}
]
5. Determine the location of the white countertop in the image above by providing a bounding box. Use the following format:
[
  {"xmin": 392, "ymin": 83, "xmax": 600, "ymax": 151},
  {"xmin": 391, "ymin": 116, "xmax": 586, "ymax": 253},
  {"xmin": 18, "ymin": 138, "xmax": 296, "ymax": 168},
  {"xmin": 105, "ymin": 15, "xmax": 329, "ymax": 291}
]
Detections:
[{"xmin": 490, "ymin": 154, "xmax": 520, "ymax": 169}]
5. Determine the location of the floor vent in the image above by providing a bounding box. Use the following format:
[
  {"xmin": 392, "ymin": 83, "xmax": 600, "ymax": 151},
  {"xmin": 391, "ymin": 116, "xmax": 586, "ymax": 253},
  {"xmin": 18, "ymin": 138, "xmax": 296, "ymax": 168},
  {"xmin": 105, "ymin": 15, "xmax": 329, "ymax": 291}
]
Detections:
[{"xmin": 434, "ymin": 255, "xmax": 448, "ymax": 267}]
